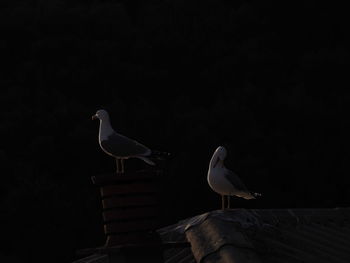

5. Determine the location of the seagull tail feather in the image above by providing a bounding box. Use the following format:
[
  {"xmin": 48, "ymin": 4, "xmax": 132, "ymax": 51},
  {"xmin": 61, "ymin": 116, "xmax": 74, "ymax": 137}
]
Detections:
[
  {"xmin": 138, "ymin": 156, "xmax": 156, "ymax": 166},
  {"xmin": 251, "ymin": 192, "xmax": 262, "ymax": 198},
  {"xmin": 151, "ymin": 150, "xmax": 171, "ymax": 160}
]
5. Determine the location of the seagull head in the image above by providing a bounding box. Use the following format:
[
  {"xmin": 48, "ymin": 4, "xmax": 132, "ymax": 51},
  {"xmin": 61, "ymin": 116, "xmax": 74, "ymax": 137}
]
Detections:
[
  {"xmin": 212, "ymin": 146, "xmax": 227, "ymax": 168},
  {"xmin": 92, "ymin": 109, "xmax": 109, "ymax": 121}
]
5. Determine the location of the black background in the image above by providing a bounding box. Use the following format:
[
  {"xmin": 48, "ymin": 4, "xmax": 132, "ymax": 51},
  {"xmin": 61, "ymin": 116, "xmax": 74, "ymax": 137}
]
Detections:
[{"xmin": 1, "ymin": 0, "xmax": 349, "ymax": 262}]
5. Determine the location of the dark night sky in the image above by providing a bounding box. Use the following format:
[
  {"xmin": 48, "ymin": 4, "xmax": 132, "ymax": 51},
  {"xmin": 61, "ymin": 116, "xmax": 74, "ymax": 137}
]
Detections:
[{"xmin": 1, "ymin": 1, "xmax": 350, "ymax": 262}]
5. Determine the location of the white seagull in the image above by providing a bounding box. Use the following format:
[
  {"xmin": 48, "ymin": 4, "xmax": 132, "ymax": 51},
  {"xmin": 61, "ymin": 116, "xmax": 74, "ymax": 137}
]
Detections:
[
  {"xmin": 207, "ymin": 146, "xmax": 261, "ymax": 209},
  {"xmin": 92, "ymin": 109, "xmax": 168, "ymax": 174}
]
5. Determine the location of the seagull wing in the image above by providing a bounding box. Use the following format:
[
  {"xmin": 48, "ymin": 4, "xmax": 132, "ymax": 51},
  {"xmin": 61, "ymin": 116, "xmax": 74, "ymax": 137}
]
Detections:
[
  {"xmin": 224, "ymin": 169, "xmax": 249, "ymax": 192},
  {"xmin": 100, "ymin": 132, "xmax": 151, "ymax": 157}
]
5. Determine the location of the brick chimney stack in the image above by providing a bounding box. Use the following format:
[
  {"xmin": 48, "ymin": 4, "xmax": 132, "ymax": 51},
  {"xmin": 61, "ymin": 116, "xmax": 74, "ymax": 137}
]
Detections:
[
  {"xmin": 91, "ymin": 169, "xmax": 164, "ymax": 262},
  {"xmin": 76, "ymin": 169, "xmax": 190, "ymax": 263}
]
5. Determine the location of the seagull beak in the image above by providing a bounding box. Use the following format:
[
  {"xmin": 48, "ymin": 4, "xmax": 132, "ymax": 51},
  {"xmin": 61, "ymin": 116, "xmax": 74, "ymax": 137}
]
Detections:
[{"xmin": 92, "ymin": 114, "xmax": 97, "ymax": 120}]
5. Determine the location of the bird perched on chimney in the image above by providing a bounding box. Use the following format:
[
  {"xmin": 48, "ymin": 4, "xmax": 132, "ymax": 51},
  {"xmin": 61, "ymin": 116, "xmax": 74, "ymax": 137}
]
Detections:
[{"xmin": 92, "ymin": 109, "xmax": 170, "ymax": 174}]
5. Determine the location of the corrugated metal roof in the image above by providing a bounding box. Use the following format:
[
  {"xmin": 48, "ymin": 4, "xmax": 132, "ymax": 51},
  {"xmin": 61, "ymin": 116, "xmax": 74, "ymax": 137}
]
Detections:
[
  {"xmin": 158, "ymin": 222, "xmax": 196, "ymax": 263},
  {"xmin": 157, "ymin": 208, "xmax": 350, "ymax": 263},
  {"xmin": 74, "ymin": 208, "xmax": 350, "ymax": 263}
]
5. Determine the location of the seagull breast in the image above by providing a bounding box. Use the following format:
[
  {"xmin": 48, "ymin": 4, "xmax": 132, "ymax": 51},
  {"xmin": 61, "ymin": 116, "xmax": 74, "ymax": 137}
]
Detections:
[{"xmin": 208, "ymin": 162, "xmax": 236, "ymax": 196}]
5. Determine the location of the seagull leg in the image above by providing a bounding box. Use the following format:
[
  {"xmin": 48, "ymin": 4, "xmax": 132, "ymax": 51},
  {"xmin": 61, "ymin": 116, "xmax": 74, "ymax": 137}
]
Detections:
[
  {"xmin": 227, "ymin": 196, "xmax": 231, "ymax": 209},
  {"xmin": 121, "ymin": 159, "xmax": 125, "ymax": 174},
  {"xmin": 116, "ymin": 158, "xmax": 120, "ymax": 174}
]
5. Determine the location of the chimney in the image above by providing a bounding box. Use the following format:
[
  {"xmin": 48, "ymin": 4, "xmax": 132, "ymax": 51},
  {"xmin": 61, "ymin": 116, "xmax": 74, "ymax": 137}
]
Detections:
[
  {"xmin": 76, "ymin": 169, "xmax": 190, "ymax": 263},
  {"xmin": 91, "ymin": 169, "xmax": 164, "ymax": 263}
]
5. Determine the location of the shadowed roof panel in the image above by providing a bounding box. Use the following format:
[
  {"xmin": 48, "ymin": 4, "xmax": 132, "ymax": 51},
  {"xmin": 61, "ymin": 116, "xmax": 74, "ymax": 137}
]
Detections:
[{"xmin": 158, "ymin": 208, "xmax": 350, "ymax": 263}]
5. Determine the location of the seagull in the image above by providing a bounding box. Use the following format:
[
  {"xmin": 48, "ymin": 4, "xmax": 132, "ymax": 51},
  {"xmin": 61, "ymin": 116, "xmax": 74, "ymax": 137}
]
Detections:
[
  {"xmin": 207, "ymin": 146, "xmax": 261, "ymax": 209},
  {"xmin": 92, "ymin": 109, "xmax": 169, "ymax": 174}
]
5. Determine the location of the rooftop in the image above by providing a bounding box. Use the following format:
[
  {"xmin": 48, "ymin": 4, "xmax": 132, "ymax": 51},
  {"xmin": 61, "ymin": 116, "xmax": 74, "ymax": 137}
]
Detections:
[{"xmin": 75, "ymin": 207, "xmax": 350, "ymax": 263}]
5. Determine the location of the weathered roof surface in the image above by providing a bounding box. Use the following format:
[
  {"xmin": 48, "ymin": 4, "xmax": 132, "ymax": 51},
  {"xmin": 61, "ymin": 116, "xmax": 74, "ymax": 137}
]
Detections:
[
  {"xmin": 74, "ymin": 208, "xmax": 350, "ymax": 263},
  {"xmin": 157, "ymin": 208, "xmax": 350, "ymax": 263},
  {"xmin": 158, "ymin": 222, "xmax": 196, "ymax": 263}
]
